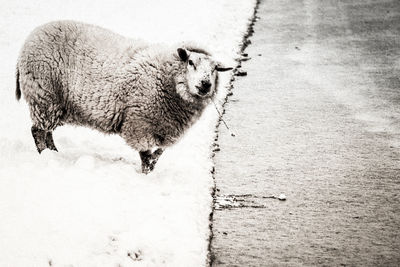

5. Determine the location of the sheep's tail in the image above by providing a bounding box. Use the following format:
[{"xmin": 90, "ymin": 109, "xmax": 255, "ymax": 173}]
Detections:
[{"xmin": 15, "ymin": 68, "xmax": 21, "ymax": 100}]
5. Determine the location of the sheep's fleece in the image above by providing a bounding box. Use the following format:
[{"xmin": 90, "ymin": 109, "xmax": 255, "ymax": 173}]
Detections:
[{"xmin": 16, "ymin": 20, "xmax": 231, "ymax": 173}]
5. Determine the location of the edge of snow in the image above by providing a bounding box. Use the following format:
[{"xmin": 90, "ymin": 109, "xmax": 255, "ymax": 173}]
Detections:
[{"xmin": 207, "ymin": 0, "xmax": 261, "ymax": 265}]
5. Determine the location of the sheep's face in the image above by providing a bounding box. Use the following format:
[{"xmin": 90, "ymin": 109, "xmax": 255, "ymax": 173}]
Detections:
[{"xmin": 177, "ymin": 48, "xmax": 232, "ymax": 102}]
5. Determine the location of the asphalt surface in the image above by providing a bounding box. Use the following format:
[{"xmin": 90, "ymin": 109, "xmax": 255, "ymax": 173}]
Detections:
[{"xmin": 211, "ymin": 0, "xmax": 400, "ymax": 266}]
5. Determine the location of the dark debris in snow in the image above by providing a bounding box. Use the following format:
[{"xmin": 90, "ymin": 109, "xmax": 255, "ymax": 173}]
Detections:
[{"xmin": 127, "ymin": 250, "xmax": 143, "ymax": 261}]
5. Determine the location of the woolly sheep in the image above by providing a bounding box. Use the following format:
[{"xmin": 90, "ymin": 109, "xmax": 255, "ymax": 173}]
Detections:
[{"xmin": 16, "ymin": 20, "xmax": 232, "ymax": 173}]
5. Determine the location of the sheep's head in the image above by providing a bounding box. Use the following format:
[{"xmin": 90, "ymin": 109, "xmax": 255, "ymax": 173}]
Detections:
[{"xmin": 176, "ymin": 47, "xmax": 232, "ymax": 102}]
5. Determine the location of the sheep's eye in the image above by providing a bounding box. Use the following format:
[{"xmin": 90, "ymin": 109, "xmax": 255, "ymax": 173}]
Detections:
[{"xmin": 188, "ymin": 60, "xmax": 194, "ymax": 66}]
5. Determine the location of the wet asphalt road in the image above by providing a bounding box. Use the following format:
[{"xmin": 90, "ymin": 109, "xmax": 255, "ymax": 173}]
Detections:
[{"xmin": 211, "ymin": 0, "xmax": 400, "ymax": 266}]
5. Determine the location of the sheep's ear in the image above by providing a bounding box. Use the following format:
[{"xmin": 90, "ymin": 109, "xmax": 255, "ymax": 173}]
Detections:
[
  {"xmin": 177, "ymin": 48, "xmax": 188, "ymax": 62},
  {"xmin": 215, "ymin": 63, "xmax": 233, "ymax": 72}
]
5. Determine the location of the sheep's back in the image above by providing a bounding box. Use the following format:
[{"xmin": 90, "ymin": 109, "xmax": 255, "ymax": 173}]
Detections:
[
  {"xmin": 18, "ymin": 20, "xmax": 133, "ymax": 93},
  {"xmin": 18, "ymin": 20, "xmax": 148, "ymax": 133}
]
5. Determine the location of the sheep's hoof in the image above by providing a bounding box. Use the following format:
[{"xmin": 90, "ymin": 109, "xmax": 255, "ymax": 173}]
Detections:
[
  {"xmin": 45, "ymin": 131, "xmax": 58, "ymax": 152},
  {"xmin": 32, "ymin": 127, "xmax": 58, "ymax": 153},
  {"xmin": 139, "ymin": 149, "xmax": 164, "ymax": 174},
  {"xmin": 31, "ymin": 126, "xmax": 47, "ymax": 153},
  {"xmin": 141, "ymin": 159, "xmax": 157, "ymax": 174},
  {"xmin": 139, "ymin": 150, "xmax": 154, "ymax": 174},
  {"xmin": 141, "ymin": 163, "xmax": 154, "ymax": 174}
]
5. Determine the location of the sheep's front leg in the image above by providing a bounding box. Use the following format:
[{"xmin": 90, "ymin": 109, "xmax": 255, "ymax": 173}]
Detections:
[{"xmin": 139, "ymin": 148, "xmax": 164, "ymax": 174}]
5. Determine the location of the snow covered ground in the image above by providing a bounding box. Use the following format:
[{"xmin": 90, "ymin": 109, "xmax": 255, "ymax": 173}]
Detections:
[{"xmin": 0, "ymin": 1, "xmax": 256, "ymax": 266}]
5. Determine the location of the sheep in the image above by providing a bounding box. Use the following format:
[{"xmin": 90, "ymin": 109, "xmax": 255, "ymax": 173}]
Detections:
[{"xmin": 16, "ymin": 20, "xmax": 232, "ymax": 173}]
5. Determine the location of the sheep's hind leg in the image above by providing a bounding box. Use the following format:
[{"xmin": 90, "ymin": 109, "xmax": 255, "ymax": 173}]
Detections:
[
  {"xmin": 25, "ymin": 79, "xmax": 62, "ymax": 153},
  {"xmin": 31, "ymin": 127, "xmax": 58, "ymax": 153},
  {"xmin": 45, "ymin": 131, "xmax": 58, "ymax": 152},
  {"xmin": 139, "ymin": 148, "xmax": 164, "ymax": 174},
  {"xmin": 139, "ymin": 150, "xmax": 152, "ymax": 174},
  {"xmin": 150, "ymin": 148, "xmax": 164, "ymax": 168},
  {"xmin": 31, "ymin": 126, "xmax": 47, "ymax": 154}
]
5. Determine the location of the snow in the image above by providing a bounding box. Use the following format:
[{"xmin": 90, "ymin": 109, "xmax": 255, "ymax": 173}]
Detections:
[{"xmin": 0, "ymin": 0, "xmax": 256, "ymax": 266}]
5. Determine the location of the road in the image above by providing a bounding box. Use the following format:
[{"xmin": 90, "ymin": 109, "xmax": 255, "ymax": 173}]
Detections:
[{"xmin": 211, "ymin": 0, "xmax": 400, "ymax": 266}]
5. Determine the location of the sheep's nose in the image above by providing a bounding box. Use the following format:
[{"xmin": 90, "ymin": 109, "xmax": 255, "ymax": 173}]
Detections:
[
  {"xmin": 197, "ymin": 80, "xmax": 211, "ymax": 96},
  {"xmin": 198, "ymin": 82, "xmax": 211, "ymax": 96},
  {"xmin": 201, "ymin": 80, "xmax": 211, "ymax": 89}
]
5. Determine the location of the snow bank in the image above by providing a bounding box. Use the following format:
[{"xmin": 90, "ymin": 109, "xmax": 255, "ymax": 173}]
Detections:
[{"xmin": 0, "ymin": 0, "xmax": 256, "ymax": 266}]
